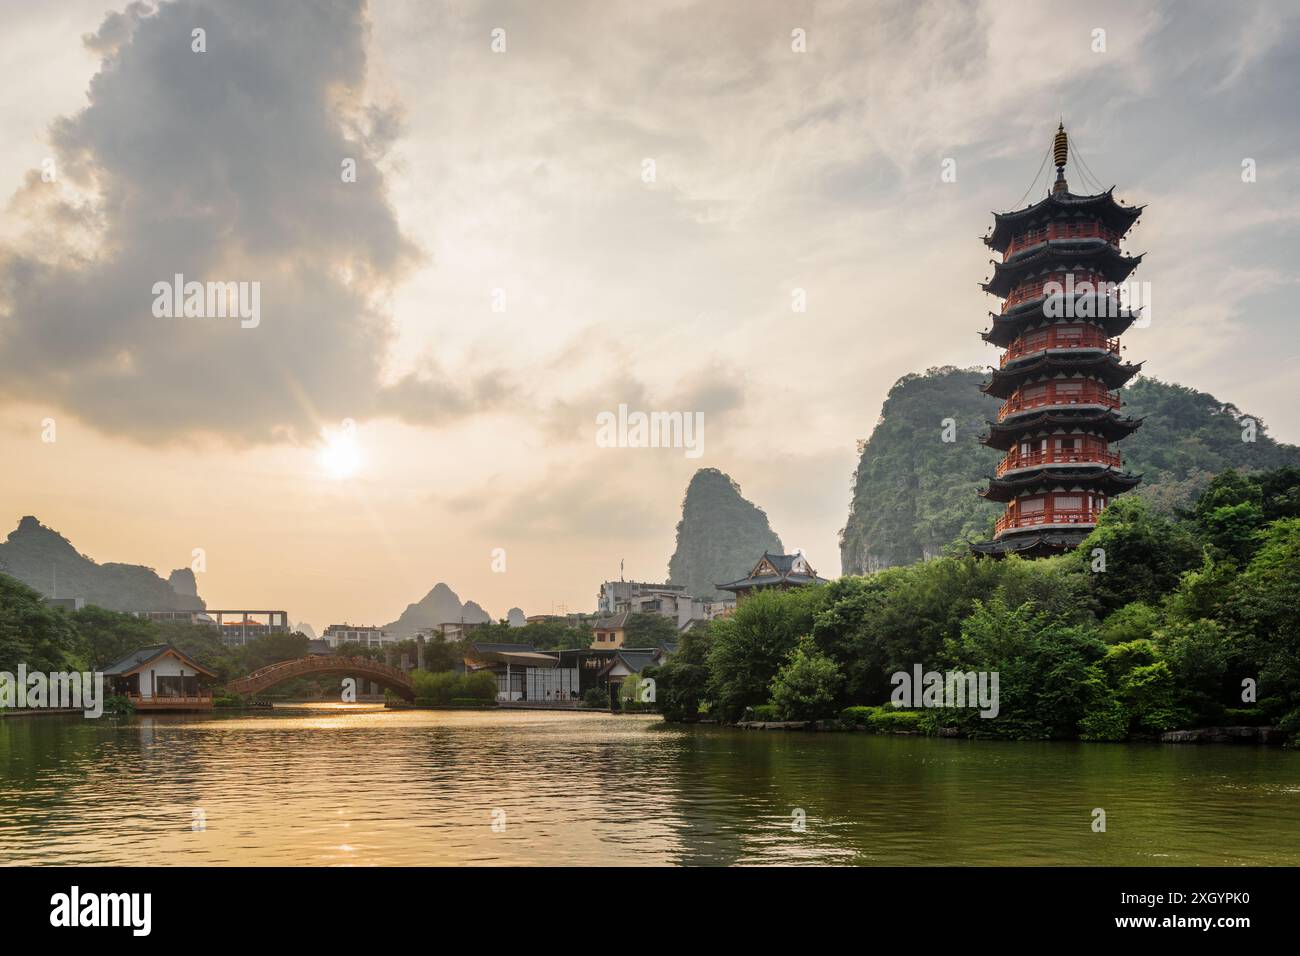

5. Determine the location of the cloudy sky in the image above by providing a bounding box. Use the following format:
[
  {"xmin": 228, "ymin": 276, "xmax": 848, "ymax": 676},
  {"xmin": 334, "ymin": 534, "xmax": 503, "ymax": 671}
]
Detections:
[{"xmin": 1, "ymin": 0, "xmax": 1297, "ymax": 630}]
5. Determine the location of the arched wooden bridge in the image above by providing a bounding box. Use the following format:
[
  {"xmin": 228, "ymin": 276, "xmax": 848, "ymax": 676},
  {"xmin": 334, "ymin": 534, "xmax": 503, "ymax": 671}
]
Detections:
[{"xmin": 227, "ymin": 656, "xmax": 415, "ymax": 701}]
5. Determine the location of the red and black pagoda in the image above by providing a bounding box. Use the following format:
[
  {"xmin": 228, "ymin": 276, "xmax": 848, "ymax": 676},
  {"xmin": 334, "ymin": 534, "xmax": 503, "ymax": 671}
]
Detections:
[{"xmin": 973, "ymin": 124, "xmax": 1145, "ymax": 558}]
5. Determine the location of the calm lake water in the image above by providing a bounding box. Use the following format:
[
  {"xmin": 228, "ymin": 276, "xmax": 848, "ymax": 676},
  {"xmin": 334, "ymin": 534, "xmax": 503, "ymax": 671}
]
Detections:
[{"xmin": 1, "ymin": 703, "xmax": 1298, "ymax": 866}]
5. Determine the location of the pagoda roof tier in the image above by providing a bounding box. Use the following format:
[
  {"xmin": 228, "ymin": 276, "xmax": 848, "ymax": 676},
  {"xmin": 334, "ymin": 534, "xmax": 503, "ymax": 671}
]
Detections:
[
  {"xmin": 978, "ymin": 467, "xmax": 1142, "ymax": 502},
  {"xmin": 980, "ymin": 410, "xmax": 1143, "ymax": 449},
  {"xmin": 981, "ymin": 244, "xmax": 1144, "ymax": 298},
  {"xmin": 983, "ymin": 189, "xmax": 1143, "ymax": 253},
  {"xmin": 971, "ymin": 530, "xmax": 1091, "ymax": 558},
  {"xmin": 980, "ymin": 354, "xmax": 1143, "ymax": 398},
  {"xmin": 983, "ymin": 306, "xmax": 1140, "ymax": 347}
]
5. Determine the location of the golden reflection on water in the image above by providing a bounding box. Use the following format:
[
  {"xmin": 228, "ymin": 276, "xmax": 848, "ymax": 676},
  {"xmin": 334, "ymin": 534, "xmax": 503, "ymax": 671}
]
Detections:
[{"xmin": 1, "ymin": 704, "xmax": 1299, "ymax": 866}]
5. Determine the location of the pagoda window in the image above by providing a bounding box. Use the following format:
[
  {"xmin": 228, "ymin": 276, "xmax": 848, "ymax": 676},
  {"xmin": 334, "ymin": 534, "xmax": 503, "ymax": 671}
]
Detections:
[
  {"xmin": 1022, "ymin": 384, "xmax": 1048, "ymax": 400},
  {"xmin": 1020, "ymin": 497, "xmax": 1045, "ymax": 514},
  {"xmin": 1056, "ymin": 381, "xmax": 1083, "ymax": 394},
  {"xmin": 1056, "ymin": 495, "xmax": 1083, "ymax": 511}
]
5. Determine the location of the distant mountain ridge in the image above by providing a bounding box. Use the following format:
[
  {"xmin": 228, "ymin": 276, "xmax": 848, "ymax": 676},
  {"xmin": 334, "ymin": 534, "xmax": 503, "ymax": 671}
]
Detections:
[
  {"xmin": 667, "ymin": 468, "xmax": 784, "ymax": 600},
  {"xmin": 839, "ymin": 367, "xmax": 1300, "ymax": 574},
  {"xmin": 383, "ymin": 582, "xmax": 493, "ymax": 637},
  {"xmin": 0, "ymin": 515, "xmax": 204, "ymax": 611}
]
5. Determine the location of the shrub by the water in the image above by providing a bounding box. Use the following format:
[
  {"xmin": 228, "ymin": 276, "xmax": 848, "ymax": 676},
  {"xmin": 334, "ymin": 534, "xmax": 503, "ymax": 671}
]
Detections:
[{"xmin": 649, "ymin": 468, "xmax": 1300, "ymax": 743}]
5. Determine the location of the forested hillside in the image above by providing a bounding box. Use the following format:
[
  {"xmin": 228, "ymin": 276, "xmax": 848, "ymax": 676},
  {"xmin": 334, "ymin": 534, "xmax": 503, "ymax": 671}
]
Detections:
[{"xmin": 839, "ymin": 368, "xmax": 1300, "ymax": 574}]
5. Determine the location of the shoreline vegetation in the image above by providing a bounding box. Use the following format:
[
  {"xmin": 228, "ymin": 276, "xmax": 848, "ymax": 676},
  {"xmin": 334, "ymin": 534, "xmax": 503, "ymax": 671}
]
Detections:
[
  {"xmin": 3, "ymin": 466, "xmax": 1298, "ymax": 750},
  {"xmin": 646, "ymin": 467, "xmax": 1300, "ymax": 747}
]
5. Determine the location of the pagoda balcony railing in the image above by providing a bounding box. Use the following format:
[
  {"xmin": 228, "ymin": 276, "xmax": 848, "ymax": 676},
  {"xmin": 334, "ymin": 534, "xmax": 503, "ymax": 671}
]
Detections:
[
  {"xmin": 1002, "ymin": 271, "xmax": 1108, "ymax": 311},
  {"xmin": 996, "ymin": 446, "xmax": 1121, "ymax": 476},
  {"xmin": 998, "ymin": 383, "xmax": 1120, "ymax": 420},
  {"xmin": 1000, "ymin": 328, "xmax": 1120, "ymax": 366},
  {"xmin": 1004, "ymin": 222, "xmax": 1120, "ymax": 260},
  {"xmin": 995, "ymin": 507, "xmax": 1099, "ymax": 536}
]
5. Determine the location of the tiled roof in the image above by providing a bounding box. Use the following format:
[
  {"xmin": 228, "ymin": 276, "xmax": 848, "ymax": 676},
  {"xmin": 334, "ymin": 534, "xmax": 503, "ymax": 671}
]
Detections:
[{"xmin": 101, "ymin": 643, "xmax": 217, "ymax": 678}]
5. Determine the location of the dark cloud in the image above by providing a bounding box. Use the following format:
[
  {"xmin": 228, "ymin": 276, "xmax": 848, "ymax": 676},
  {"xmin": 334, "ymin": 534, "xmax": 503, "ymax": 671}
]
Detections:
[{"xmin": 0, "ymin": 0, "xmax": 503, "ymax": 444}]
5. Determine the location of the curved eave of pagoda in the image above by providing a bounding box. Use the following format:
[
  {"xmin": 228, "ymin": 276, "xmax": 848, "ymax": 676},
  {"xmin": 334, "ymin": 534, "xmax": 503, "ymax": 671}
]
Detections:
[
  {"xmin": 981, "ymin": 246, "xmax": 1144, "ymax": 298},
  {"xmin": 972, "ymin": 531, "xmax": 1089, "ymax": 556},
  {"xmin": 978, "ymin": 467, "xmax": 1143, "ymax": 502},
  {"xmin": 982, "ymin": 306, "xmax": 1140, "ymax": 347},
  {"xmin": 980, "ymin": 355, "xmax": 1144, "ymax": 398},
  {"xmin": 979, "ymin": 411, "xmax": 1144, "ymax": 449},
  {"xmin": 982, "ymin": 188, "xmax": 1144, "ymax": 252}
]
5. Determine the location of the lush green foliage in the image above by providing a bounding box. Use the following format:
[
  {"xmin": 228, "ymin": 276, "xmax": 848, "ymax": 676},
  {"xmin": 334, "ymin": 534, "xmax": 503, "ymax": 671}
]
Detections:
[
  {"xmin": 840, "ymin": 705, "xmax": 925, "ymax": 733},
  {"xmin": 769, "ymin": 636, "xmax": 843, "ymax": 720},
  {"xmin": 470, "ymin": 618, "xmax": 593, "ymax": 650},
  {"xmin": 706, "ymin": 586, "xmax": 826, "ymax": 722},
  {"xmin": 410, "ymin": 668, "xmax": 497, "ymax": 704},
  {"xmin": 643, "ymin": 628, "xmax": 712, "ymax": 721},
  {"xmin": 623, "ymin": 612, "xmax": 679, "ymax": 648},
  {"xmin": 655, "ymin": 468, "xmax": 1300, "ymax": 741}
]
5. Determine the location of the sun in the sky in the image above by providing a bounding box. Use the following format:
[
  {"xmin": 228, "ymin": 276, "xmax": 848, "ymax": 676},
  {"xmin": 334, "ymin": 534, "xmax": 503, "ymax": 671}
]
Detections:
[{"xmin": 318, "ymin": 419, "xmax": 362, "ymax": 480}]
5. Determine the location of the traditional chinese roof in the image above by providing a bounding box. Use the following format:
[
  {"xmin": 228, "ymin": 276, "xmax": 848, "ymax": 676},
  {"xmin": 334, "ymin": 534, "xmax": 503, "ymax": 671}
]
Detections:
[
  {"xmin": 592, "ymin": 612, "xmax": 631, "ymax": 630},
  {"xmin": 596, "ymin": 649, "xmax": 664, "ymax": 678},
  {"xmin": 980, "ymin": 410, "xmax": 1143, "ymax": 449},
  {"xmin": 983, "ymin": 306, "xmax": 1140, "ymax": 347},
  {"xmin": 971, "ymin": 529, "xmax": 1092, "ymax": 558},
  {"xmin": 983, "ymin": 188, "xmax": 1143, "ymax": 253},
  {"xmin": 982, "ymin": 243, "xmax": 1144, "ymax": 298},
  {"xmin": 979, "ymin": 466, "xmax": 1142, "ymax": 502},
  {"xmin": 717, "ymin": 551, "xmax": 829, "ymax": 593},
  {"xmin": 101, "ymin": 643, "xmax": 218, "ymax": 678},
  {"xmin": 980, "ymin": 354, "xmax": 1143, "ymax": 398}
]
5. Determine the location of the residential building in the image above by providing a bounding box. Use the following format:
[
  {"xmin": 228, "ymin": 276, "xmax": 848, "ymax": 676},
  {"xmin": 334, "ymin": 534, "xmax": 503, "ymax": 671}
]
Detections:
[
  {"xmin": 591, "ymin": 611, "xmax": 629, "ymax": 649},
  {"xmin": 596, "ymin": 579, "xmax": 709, "ymax": 628},
  {"xmin": 322, "ymin": 623, "xmax": 398, "ymax": 649}
]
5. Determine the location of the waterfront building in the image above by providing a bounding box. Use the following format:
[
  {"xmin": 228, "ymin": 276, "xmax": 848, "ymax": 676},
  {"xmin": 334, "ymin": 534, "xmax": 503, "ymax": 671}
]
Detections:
[
  {"xmin": 463, "ymin": 641, "xmax": 577, "ymax": 701},
  {"xmin": 597, "ymin": 647, "xmax": 672, "ymax": 701},
  {"xmin": 974, "ymin": 124, "xmax": 1145, "ymax": 558},
  {"xmin": 102, "ymin": 643, "xmax": 217, "ymax": 711},
  {"xmin": 717, "ymin": 552, "xmax": 829, "ymax": 603}
]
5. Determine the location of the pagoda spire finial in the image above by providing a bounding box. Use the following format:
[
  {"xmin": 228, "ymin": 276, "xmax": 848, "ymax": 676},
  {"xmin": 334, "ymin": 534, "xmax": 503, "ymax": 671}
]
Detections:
[{"xmin": 1052, "ymin": 122, "xmax": 1069, "ymax": 195}]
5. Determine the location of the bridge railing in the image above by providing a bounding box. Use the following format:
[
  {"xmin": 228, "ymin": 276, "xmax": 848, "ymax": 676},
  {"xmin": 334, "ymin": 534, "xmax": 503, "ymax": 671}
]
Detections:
[{"xmin": 229, "ymin": 656, "xmax": 413, "ymax": 692}]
